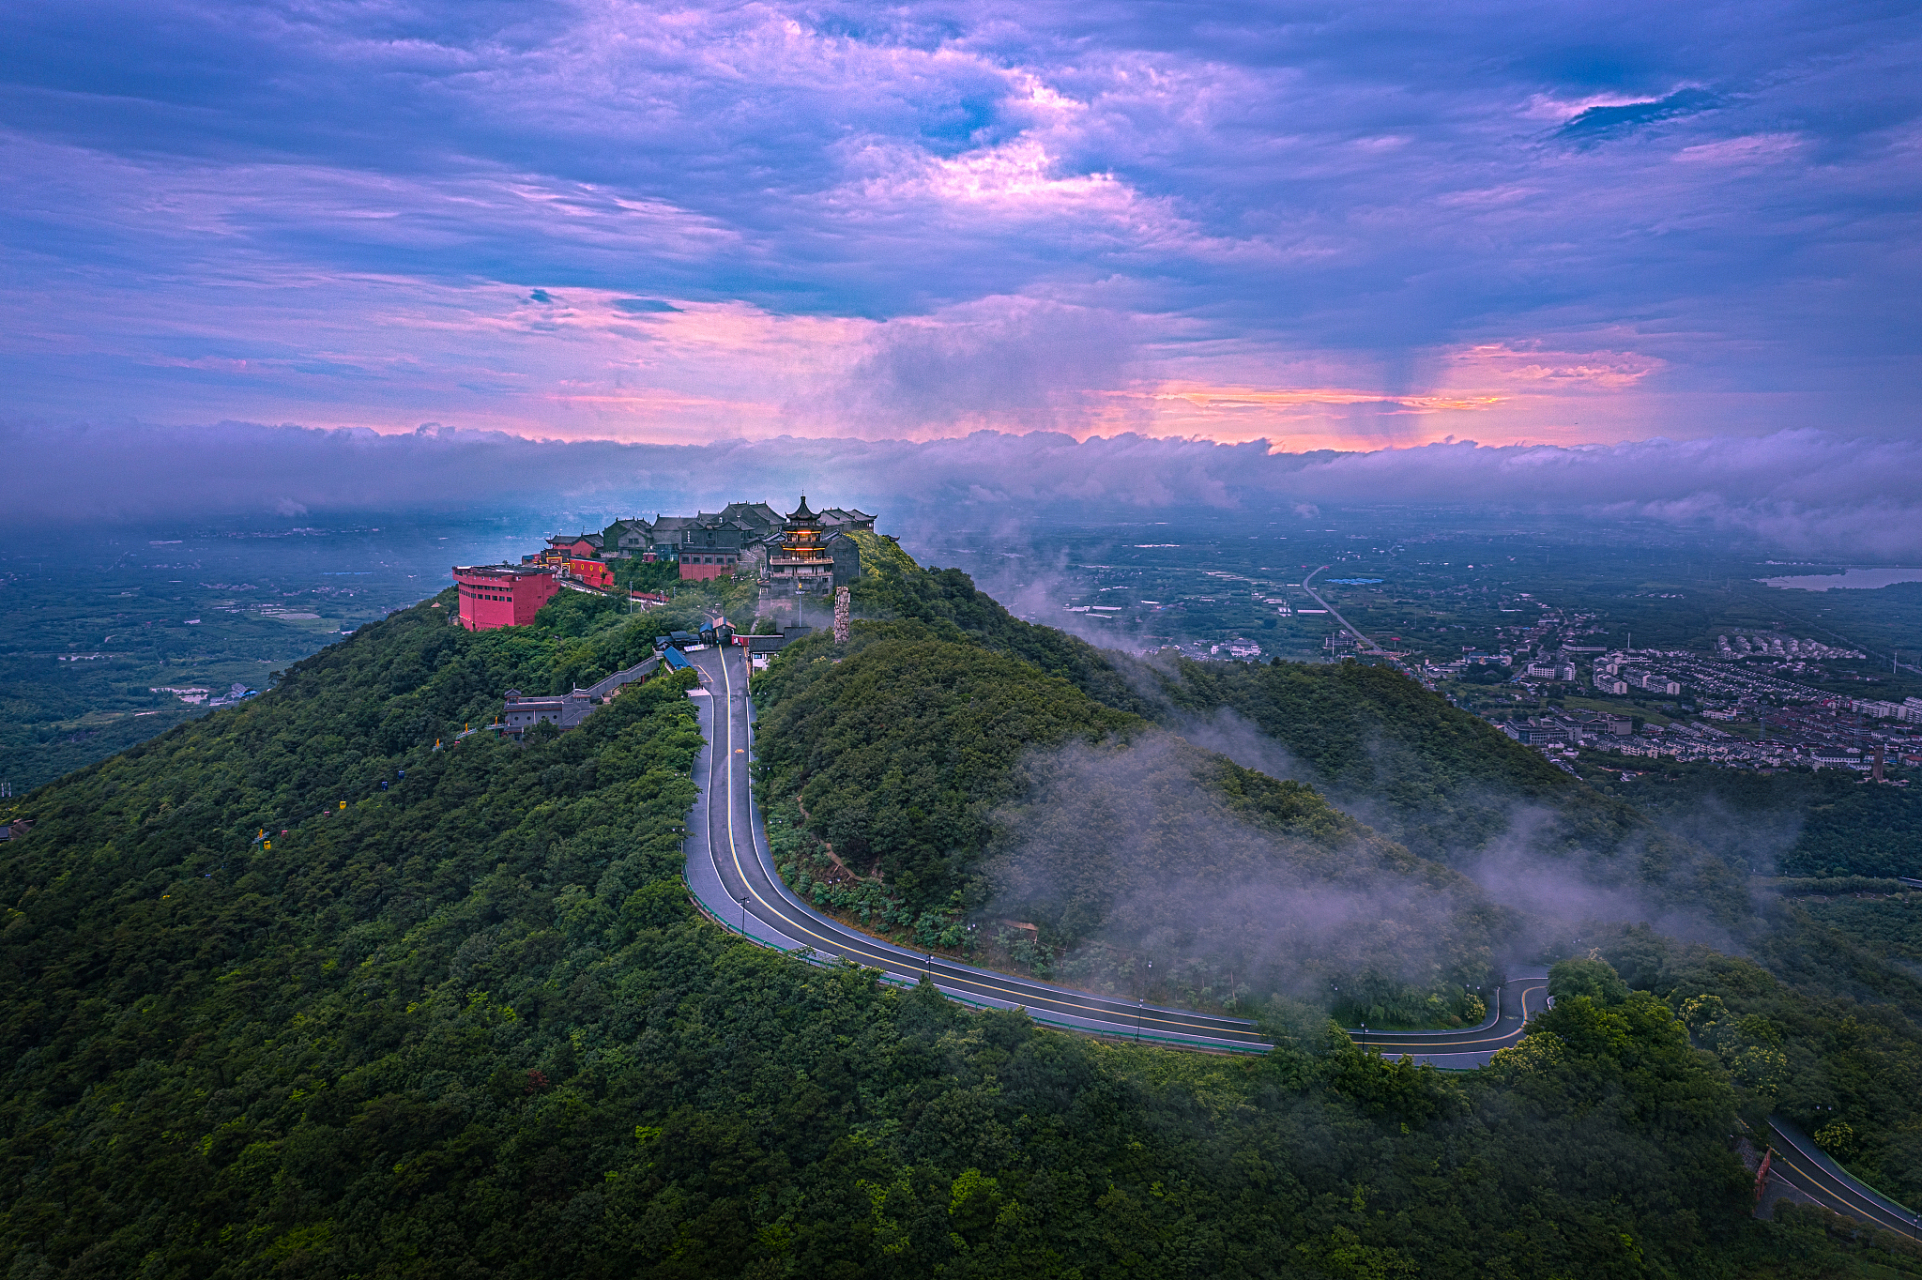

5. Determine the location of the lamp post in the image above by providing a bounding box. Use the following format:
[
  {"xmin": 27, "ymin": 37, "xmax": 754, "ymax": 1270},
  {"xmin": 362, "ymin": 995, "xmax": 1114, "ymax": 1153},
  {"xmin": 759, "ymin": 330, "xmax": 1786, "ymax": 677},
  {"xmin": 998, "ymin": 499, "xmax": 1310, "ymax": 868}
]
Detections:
[
  {"xmin": 926, "ymin": 954, "xmax": 934, "ymax": 984},
  {"xmin": 738, "ymin": 894, "xmax": 747, "ymax": 936}
]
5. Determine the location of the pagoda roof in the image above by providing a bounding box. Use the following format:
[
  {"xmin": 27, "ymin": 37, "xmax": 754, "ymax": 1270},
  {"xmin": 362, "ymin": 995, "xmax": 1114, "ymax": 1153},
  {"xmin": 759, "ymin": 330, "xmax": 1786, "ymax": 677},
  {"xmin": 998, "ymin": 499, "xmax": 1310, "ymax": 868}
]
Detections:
[{"xmin": 787, "ymin": 495, "xmax": 819, "ymax": 522}]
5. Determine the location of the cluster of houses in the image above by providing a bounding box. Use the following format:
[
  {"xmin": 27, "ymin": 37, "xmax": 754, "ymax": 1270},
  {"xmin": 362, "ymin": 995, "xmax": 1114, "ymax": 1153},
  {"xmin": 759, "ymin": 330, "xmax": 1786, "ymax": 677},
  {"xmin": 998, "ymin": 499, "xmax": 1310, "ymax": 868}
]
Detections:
[
  {"xmin": 545, "ymin": 498, "xmax": 874, "ymax": 587},
  {"xmin": 454, "ymin": 496, "xmax": 874, "ymax": 633}
]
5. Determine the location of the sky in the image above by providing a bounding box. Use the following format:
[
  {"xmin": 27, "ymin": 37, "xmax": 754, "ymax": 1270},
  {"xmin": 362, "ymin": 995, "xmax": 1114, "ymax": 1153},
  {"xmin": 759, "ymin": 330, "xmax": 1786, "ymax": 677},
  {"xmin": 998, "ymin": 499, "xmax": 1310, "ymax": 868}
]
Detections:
[{"xmin": 4, "ymin": 0, "xmax": 1919, "ymax": 455}]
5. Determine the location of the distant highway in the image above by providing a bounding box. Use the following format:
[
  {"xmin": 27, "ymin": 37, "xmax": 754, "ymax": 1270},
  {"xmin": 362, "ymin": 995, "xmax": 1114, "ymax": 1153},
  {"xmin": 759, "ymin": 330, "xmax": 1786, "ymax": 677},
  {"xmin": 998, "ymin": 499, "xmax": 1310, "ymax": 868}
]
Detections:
[
  {"xmin": 1301, "ymin": 566, "xmax": 1382, "ymax": 655},
  {"xmin": 681, "ymin": 643, "xmax": 1546, "ymax": 1063}
]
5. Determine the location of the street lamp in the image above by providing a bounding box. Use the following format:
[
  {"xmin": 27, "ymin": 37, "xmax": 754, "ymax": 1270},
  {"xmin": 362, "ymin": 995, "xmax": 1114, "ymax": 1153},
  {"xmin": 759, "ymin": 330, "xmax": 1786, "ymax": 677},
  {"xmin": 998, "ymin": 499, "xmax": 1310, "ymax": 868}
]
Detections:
[
  {"xmin": 926, "ymin": 954, "xmax": 934, "ymax": 984},
  {"xmin": 738, "ymin": 894, "xmax": 747, "ymax": 936}
]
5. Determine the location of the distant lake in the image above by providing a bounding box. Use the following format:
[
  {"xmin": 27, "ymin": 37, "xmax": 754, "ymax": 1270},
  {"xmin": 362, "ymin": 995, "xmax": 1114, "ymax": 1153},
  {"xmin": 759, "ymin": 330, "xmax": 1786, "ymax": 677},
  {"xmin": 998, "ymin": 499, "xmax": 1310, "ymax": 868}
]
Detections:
[{"xmin": 1759, "ymin": 567, "xmax": 1922, "ymax": 591}]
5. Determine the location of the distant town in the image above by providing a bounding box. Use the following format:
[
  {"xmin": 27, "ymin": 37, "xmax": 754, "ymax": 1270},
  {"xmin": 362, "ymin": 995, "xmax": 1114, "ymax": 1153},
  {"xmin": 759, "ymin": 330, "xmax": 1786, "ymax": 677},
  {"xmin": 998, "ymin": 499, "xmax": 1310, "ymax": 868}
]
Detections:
[
  {"xmin": 1436, "ymin": 601, "xmax": 1920, "ymax": 777},
  {"xmin": 441, "ymin": 502, "xmax": 1919, "ymax": 779}
]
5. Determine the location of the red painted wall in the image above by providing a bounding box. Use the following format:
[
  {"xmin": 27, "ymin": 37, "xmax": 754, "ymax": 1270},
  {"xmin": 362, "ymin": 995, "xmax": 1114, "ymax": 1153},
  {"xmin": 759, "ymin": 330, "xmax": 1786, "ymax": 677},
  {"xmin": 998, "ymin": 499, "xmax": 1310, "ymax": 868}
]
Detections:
[
  {"xmin": 566, "ymin": 558, "xmax": 614, "ymax": 589},
  {"xmin": 679, "ymin": 555, "xmax": 737, "ymax": 581},
  {"xmin": 454, "ymin": 568, "xmax": 558, "ymax": 630}
]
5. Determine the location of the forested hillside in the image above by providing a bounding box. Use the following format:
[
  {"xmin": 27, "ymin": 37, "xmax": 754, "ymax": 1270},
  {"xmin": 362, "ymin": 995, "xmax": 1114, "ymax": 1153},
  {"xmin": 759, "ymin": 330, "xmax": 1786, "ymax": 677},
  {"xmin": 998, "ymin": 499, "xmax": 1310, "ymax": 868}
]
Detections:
[
  {"xmin": 1153, "ymin": 659, "xmax": 1746, "ymax": 915},
  {"xmin": 1582, "ymin": 758, "xmax": 1922, "ymax": 881},
  {"xmin": 854, "ymin": 553, "xmax": 1736, "ymax": 917},
  {"xmin": 851, "ymin": 559, "xmax": 1162, "ymax": 717},
  {"xmin": 753, "ymin": 621, "xmax": 1502, "ymax": 1024},
  {"xmin": 1598, "ymin": 921, "xmax": 1922, "ymax": 1209},
  {"xmin": 1, "ymin": 582, "xmax": 1919, "ymax": 1276}
]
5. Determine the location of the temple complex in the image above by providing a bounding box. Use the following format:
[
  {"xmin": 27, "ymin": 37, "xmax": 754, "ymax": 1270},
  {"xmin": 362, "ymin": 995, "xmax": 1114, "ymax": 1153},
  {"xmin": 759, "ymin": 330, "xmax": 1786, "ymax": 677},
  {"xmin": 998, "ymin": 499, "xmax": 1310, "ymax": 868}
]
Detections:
[
  {"xmin": 766, "ymin": 497, "xmax": 834, "ymax": 595},
  {"xmin": 454, "ymin": 495, "xmax": 877, "ymax": 630}
]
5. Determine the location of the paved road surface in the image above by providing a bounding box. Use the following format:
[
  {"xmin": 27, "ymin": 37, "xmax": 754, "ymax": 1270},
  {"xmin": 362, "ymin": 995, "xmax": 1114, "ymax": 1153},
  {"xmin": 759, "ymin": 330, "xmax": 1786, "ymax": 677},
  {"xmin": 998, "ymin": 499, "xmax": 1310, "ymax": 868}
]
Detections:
[
  {"xmin": 682, "ymin": 643, "xmax": 1547, "ymax": 1062},
  {"xmin": 1767, "ymin": 1116, "xmax": 1922, "ymax": 1238},
  {"xmin": 1352, "ymin": 980, "xmax": 1550, "ymax": 1069},
  {"xmin": 1301, "ymin": 565, "xmax": 1381, "ymax": 654}
]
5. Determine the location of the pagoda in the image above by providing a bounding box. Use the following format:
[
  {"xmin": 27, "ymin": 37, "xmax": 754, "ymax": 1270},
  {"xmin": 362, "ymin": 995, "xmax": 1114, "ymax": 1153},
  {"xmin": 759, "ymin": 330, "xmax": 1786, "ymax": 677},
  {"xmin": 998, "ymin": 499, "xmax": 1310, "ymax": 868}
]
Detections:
[{"xmin": 766, "ymin": 496, "xmax": 835, "ymax": 595}]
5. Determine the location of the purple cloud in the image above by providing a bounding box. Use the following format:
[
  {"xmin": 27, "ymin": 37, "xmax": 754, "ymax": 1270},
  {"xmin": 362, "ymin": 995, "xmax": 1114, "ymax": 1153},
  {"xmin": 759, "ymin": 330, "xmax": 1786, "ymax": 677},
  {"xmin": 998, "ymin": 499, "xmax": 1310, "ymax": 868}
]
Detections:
[{"xmin": 0, "ymin": 0, "xmax": 1916, "ymax": 447}]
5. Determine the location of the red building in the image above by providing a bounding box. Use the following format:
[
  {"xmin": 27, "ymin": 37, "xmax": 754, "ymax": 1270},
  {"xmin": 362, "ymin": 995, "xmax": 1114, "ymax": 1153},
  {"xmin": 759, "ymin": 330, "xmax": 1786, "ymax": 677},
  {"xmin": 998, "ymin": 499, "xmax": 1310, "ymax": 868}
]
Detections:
[
  {"xmin": 566, "ymin": 558, "xmax": 615, "ymax": 589},
  {"xmin": 454, "ymin": 565, "xmax": 559, "ymax": 630},
  {"xmin": 548, "ymin": 533, "xmax": 602, "ymax": 558},
  {"xmin": 679, "ymin": 550, "xmax": 739, "ymax": 581}
]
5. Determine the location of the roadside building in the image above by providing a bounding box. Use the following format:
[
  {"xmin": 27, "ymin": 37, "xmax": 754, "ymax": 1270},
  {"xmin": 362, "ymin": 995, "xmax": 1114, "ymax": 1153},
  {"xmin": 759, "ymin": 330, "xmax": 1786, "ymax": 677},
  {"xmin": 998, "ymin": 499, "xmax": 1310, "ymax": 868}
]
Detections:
[
  {"xmin": 454, "ymin": 565, "xmax": 559, "ymax": 631},
  {"xmin": 710, "ymin": 501, "xmax": 785, "ymax": 538},
  {"xmin": 494, "ymin": 654, "xmax": 664, "ymax": 737},
  {"xmin": 565, "ymin": 558, "xmax": 615, "ymax": 590},
  {"xmin": 500, "ymin": 689, "xmax": 596, "ymax": 732},
  {"xmin": 545, "ymin": 533, "xmax": 603, "ymax": 560},
  {"xmin": 594, "ymin": 496, "xmax": 875, "ymax": 591},
  {"xmin": 603, "ymin": 519, "xmax": 653, "ymax": 559},
  {"xmin": 678, "ymin": 531, "xmax": 747, "ymax": 580},
  {"xmin": 645, "ymin": 515, "xmax": 699, "ymax": 561}
]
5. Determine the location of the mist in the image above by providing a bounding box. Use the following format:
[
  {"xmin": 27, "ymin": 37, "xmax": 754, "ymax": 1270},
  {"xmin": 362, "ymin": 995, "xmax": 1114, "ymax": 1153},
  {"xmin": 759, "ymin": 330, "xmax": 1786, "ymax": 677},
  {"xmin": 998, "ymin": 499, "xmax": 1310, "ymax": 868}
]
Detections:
[
  {"xmin": 6, "ymin": 420, "xmax": 1920, "ymax": 561},
  {"xmin": 981, "ymin": 733, "xmax": 1503, "ymax": 1021},
  {"xmin": 978, "ymin": 691, "xmax": 1763, "ymax": 1019}
]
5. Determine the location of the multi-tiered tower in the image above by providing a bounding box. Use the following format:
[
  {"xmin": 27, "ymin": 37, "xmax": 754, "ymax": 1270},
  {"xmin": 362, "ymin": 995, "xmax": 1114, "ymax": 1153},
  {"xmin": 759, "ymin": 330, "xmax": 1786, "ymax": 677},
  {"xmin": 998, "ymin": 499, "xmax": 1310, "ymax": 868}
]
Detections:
[{"xmin": 767, "ymin": 497, "xmax": 835, "ymax": 596}]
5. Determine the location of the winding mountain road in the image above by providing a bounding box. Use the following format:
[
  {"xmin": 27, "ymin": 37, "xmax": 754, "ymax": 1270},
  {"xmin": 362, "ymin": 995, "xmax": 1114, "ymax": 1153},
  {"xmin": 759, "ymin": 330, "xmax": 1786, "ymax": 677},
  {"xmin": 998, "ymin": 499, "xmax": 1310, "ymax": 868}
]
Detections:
[
  {"xmin": 681, "ymin": 642, "xmax": 1546, "ymax": 1063},
  {"xmin": 678, "ymin": 645, "xmax": 1919, "ymax": 1230},
  {"xmin": 1766, "ymin": 1117, "xmax": 1922, "ymax": 1238}
]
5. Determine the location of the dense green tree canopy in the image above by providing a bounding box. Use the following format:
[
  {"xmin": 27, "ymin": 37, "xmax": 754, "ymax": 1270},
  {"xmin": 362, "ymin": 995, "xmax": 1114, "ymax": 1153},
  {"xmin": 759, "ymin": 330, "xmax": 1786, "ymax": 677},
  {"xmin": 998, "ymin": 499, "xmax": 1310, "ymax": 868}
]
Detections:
[
  {"xmin": 753, "ymin": 620, "xmax": 1504, "ymax": 1024},
  {"xmin": 1, "ymin": 580, "xmax": 1918, "ymax": 1278}
]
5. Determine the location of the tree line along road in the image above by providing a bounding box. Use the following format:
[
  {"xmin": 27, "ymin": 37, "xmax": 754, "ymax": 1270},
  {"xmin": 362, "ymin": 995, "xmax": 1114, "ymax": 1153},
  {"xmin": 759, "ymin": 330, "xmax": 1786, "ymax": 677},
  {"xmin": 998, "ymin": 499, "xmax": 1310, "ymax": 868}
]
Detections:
[
  {"xmin": 681, "ymin": 644, "xmax": 1921, "ymax": 1233},
  {"xmin": 682, "ymin": 643, "xmax": 1543, "ymax": 1061}
]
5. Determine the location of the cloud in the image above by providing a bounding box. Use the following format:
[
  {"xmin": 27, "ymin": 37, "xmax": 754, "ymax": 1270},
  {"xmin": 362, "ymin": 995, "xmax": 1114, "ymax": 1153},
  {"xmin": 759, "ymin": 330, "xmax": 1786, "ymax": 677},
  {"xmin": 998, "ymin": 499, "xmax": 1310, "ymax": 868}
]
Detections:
[
  {"xmin": 982, "ymin": 734, "xmax": 1500, "ymax": 1006},
  {"xmin": 6, "ymin": 419, "xmax": 1917, "ymax": 560},
  {"xmin": 1, "ymin": 0, "xmax": 1917, "ymax": 446},
  {"xmin": 808, "ymin": 296, "xmax": 1140, "ymax": 436},
  {"xmin": 1555, "ymin": 88, "xmax": 1722, "ymax": 143}
]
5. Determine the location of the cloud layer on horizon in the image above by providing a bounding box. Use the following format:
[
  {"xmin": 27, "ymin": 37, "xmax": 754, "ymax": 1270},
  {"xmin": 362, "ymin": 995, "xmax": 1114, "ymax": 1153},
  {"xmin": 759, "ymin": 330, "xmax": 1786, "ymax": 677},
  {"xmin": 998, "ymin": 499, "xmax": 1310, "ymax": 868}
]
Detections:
[
  {"xmin": 2, "ymin": 0, "xmax": 1918, "ymax": 447},
  {"xmin": 8, "ymin": 420, "xmax": 1918, "ymax": 560}
]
